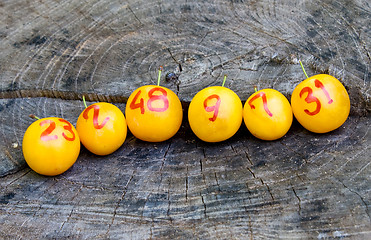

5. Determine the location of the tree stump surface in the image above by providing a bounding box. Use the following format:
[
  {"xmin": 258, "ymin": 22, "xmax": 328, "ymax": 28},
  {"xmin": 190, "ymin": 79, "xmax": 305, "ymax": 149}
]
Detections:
[{"xmin": 0, "ymin": 0, "xmax": 370, "ymax": 239}]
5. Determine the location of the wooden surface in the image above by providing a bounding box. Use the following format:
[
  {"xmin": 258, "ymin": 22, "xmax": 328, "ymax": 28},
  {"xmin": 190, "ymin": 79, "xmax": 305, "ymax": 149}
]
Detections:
[{"xmin": 0, "ymin": 0, "xmax": 370, "ymax": 239}]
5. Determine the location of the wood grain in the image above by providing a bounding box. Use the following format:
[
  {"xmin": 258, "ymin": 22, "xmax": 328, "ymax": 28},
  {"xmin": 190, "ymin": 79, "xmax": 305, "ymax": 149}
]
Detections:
[{"xmin": 0, "ymin": 0, "xmax": 370, "ymax": 239}]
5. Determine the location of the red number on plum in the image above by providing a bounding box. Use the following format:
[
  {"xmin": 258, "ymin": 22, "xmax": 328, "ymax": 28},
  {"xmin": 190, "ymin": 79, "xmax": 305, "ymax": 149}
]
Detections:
[{"xmin": 203, "ymin": 94, "xmax": 221, "ymax": 122}]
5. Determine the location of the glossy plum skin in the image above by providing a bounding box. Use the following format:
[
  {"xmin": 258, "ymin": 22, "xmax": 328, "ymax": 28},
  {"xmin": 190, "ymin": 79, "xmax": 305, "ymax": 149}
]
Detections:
[{"xmin": 291, "ymin": 74, "xmax": 350, "ymax": 133}]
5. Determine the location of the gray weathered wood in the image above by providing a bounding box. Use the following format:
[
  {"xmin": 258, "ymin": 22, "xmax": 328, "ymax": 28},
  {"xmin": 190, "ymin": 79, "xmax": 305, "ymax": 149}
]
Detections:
[{"xmin": 0, "ymin": 0, "xmax": 370, "ymax": 239}]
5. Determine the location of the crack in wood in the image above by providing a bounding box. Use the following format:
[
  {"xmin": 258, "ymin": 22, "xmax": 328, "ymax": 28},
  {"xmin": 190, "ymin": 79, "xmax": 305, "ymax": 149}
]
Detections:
[
  {"xmin": 248, "ymin": 214, "xmax": 254, "ymax": 240},
  {"xmin": 106, "ymin": 172, "xmax": 135, "ymax": 236},
  {"xmin": 57, "ymin": 177, "xmax": 108, "ymax": 192},
  {"xmin": 158, "ymin": 159, "xmax": 166, "ymax": 192},
  {"xmin": 292, "ymin": 187, "xmax": 302, "ymax": 215},
  {"xmin": 163, "ymin": 142, "xmax": 172, "ymax": 158},
  {"xmin": 230, "ymin": 144, "xmax": 237, "ymax": 154},
  {"xmin": 1, "ymin": 169, "xmax": 32, "ymax": 188},
  {"xmin": 200, "ymin": 192, "xmax": 207, "ymax": 219},
  {"xmin": 338, "ymin": 180, "xmax": 371, "ymax": 223},
  {"xmin": 0, "ymin": 90, "xmax": 128, "ymax": 104},
  {"xmin": 149, "ymin": 219, "xmax": 154, "ymax": 239},
  {"xmin": 280, "ymin": 142, "xmax": 308, "ymax": 164},
  {"xmin": 141, "ymin": 192, "xmax": 152, "ymax": 219},
  {"xmin": 242, "ymin": 183, "xmax": 254, "ymax": 239},
  {"xmin": 185, "ymin": 166, "xmax": 189, "ymax": 202},
  {"xmin": 167, "ymin": 48, "xmax": 182, "ymax": 69},
  {"xmin": 58, "ymin": 205, "xmax": 75, "ymax": 232},
  {"xmin": 244, "ymin": 182, "xmax": 252, "ymax": 204},
  {"xmin": 364, "ymin": 46, "xmax": 371, "ymax": 62},
  {"xmin": 166, "ymin": 177, "xmax": 172, "ymax": 223},
  {"xmin": 214, "ymin": 172, "xmax": 221, "ymax": 192},
  {"xmin": 295, "ymin": 172, "xmax": 305, "ymax": 182},
  {"xmin": 210, "ymin": 53, "xmax": 246, "ymax": 72},
  {"xmin": 246, "ymin": 166, "xmax": 256, "ymax": 179},
  {"xmin": 127, "ymin": 5, "xmax": 143, "ymax": 26},
  {"xmin": 201, "ymin": 147, "xmax": 206, "ymax": 159},
  {"xmin": 199, "ymin": 158, "xmax": 206, "ymax": 184},
  {"xmin": 260, "ymin": 179, "xmax": 275, "ymax": 202},
  {"xmin": 239, "ymin": 67, "xmax": 259, "ymax": 72},
  {"xmin": 43, "ymin": 179, "xmax": 61, "ymax": 202},
  {"xmin": 157, "ymin": 142, "xmax": 172, "ymax": 192},
  {"xmin": 198, "ymin": 31, "xmax": 211, "ymax": 44},
  {"xmin": 0, "ymin": 165, "xmax": 28, "ymax": 179},
  {"xmin": 244, "ymin": 150, "xmax": 253, "ymax": 165},
  {"xmin": 2, "ymin": 148, "xmax": 21, "ymax": 167},
  {"xmin": 55, "ymin": 184, "xmax": 83, "ymax": 233}
]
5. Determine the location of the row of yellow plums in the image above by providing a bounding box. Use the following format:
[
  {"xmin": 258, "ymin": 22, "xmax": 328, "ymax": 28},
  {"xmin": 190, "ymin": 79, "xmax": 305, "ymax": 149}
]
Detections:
[{"xmin": 22, "ymin": 72, "xmax": 350, "ymax": 176}]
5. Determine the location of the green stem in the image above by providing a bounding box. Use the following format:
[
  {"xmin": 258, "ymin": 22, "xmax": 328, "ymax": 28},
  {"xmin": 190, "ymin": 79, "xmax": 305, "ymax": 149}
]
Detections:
[
  {"xmin": 29, "ymin": 114, "xmax": 40, "ymax": 120},
  {"xmin": 299, "ymin": 60, "xmax": 309, "ymax": 78},
  {"xmin": 82, "ymin": 95, "xmax": 88, "ymax": 108},
  {"xmin": 254, "ymin": 85, "xmax": 258, "ymax": 93},
  {"xmin": 222, "ymin": 75, "xmax": 227, "ymax": 87},
  {"xmin": 157, "ymin": 66, "xmax": 163, "ymax": 86}
]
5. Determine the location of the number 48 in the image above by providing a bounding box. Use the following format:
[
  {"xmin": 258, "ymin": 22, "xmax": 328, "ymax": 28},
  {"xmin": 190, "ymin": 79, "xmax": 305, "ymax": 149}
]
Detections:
[{"xmin": 130, "ymin": 87, "xmax": 169, "ymax": 114}]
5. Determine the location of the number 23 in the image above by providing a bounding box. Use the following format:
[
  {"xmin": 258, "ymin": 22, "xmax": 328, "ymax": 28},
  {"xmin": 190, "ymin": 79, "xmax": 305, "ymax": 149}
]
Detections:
[{"xmin": 40, "ymin": 119, "xmax": 76, "ymax": 142}]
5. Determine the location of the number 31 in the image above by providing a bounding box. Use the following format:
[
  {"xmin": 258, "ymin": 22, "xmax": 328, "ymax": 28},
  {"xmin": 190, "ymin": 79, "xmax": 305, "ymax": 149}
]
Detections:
[{"xmin": 299, "ymin": 79, "xmax": 333, "ymax": 116}]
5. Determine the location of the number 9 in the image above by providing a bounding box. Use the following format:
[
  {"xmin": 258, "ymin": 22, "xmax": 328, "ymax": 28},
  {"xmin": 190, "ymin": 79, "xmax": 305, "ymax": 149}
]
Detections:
[{"xmin": 188, "ymin": 86, "xmax": 243, "ymax": 142}]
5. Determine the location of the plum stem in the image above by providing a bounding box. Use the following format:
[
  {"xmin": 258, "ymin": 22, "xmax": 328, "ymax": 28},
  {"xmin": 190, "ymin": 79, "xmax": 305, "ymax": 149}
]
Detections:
[
  {"xmin": 254, "ymin": 85, "xmax": 258, "ymax": 93},
  {"xmin": 82, "ymin": 95, "xmax": 88, "ymax": 108},
  {"xmin": 157, "ymin": 66, "xmax": 163, "ymax": 86},
  {"xmin": 299, "ymin": 60, "xmax": 309, "ymax": 78},
  {"xmin": 29, "ymin": 114, "xmax": 40, "ymax": 120},
  {"xmin": 222, "ymin": 75, "xmax": 227, "ymax": 87}
]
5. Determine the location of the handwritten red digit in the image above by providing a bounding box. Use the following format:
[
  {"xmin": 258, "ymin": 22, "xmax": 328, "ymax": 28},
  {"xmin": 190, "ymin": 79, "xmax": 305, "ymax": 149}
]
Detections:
[
  {"xmin": 58, "ymin": 119, "xmax": 76, "ymax": 141},
  {"xmin": 83, "ymin": 105, "xmax": 110, "ymax": 129},
  {"xmin": 314, "ymin": 79, "xmax": 333, "ymax": 104},
  {"xmin": 248, "ymin": 92, "xmax": 273, "ymax": 117},
  {"xmin": 300, "ymin": 87, "xmax": 321, "ymax": 116},
  {"xmin": 204, "ymin": 94, "xmax": 221, "ymax": 122},
  {"xmin": 40, "ymin": 120, "xmax": 58, "ymax": 141},
  {"xmin": 147, "ymin": 87, "xmax": 169, "ymax": 112},
  {"xmin": 130, "ymin": 90, "xmax": 145, "ymax": 114}
]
